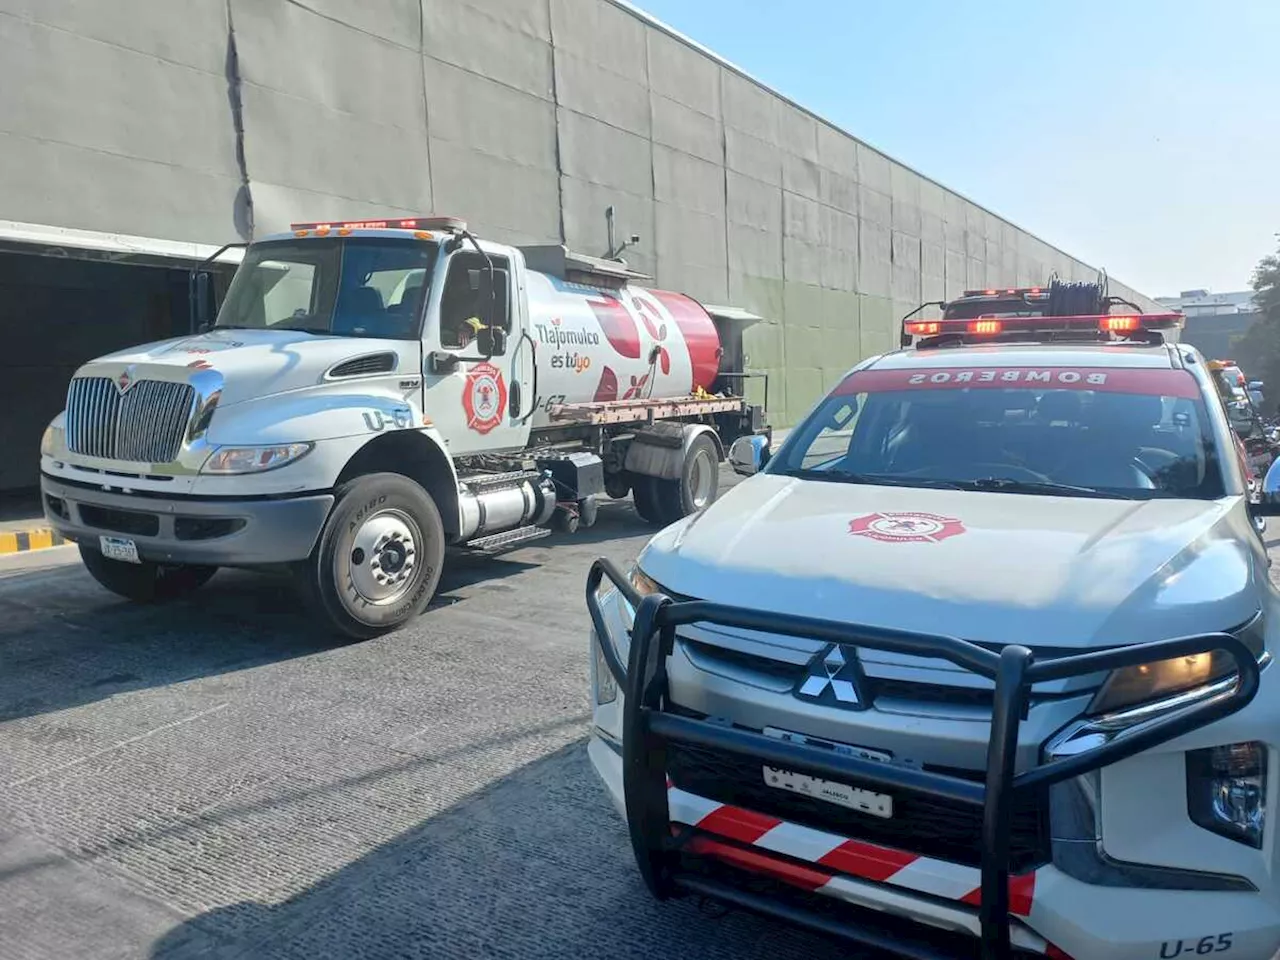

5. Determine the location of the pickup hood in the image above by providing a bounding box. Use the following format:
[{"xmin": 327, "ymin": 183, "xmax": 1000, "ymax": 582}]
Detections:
[
  {"xmin": 640, "ymin": 475, "xmax": 1263, "ymax": 649},
  {"xmin": 83, "ymin": 329, "xmax": 414, "ymax": 406}
]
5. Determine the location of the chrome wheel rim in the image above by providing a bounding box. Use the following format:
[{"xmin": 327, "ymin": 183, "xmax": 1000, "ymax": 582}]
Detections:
[
  {"xmin": 344, "ymin": 508, "xmax": 420, "ymax": 605},
  {"xmin": 688, "ymin": 449, "xmax": 716, "ymax": 510}
]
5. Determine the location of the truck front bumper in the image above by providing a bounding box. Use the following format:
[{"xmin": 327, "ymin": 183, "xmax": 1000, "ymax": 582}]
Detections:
[
  {"xmin": 41, "ymin": 474, "xmax": 333, "ymax": 566},
  {"xmin": 585, "ymin": 559, "xmax": 1277, "ymax": 960}
]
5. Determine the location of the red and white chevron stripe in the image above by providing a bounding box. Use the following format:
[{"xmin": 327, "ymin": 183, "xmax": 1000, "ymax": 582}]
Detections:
[{"xmin": 668, "ymin": 784, "xmax": 1037, "ymax": 916}]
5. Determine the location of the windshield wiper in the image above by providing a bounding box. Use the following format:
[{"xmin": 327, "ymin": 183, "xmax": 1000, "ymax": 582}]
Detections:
[
  {"xmin": 960, "ymin": 477, "xmax": 1138, "ymax": 499},
  {"xmin": 788, "ymin": 469, "xmax": 967, "ymax": 490}
]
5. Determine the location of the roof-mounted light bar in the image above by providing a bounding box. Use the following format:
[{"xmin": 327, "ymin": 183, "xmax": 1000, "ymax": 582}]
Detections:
[
  {"xmin": 904, "ymin": 313, "xmax": 1185, "ymax": 340},
  {"xmin": 288, "ymin": 216, "xmax": 468, "ymax": 234},
  {"xmin": 961, "ymin": 286, "xmax": 1048, "ymax": 299}
]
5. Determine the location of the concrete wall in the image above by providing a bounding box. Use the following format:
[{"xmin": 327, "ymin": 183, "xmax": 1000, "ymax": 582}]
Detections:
[{"xmin": 0, "ymin": 0, "xmax": 1159, "ymax": 426}]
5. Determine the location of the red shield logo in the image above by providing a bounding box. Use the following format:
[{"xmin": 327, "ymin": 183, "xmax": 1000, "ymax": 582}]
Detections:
[
  {"xmin": 462, "ymin": 362, "xmax": 507, "ymax": 435},
  {"xmin": 116, "ymin": 366, "xmax": 135, "ymax": 394},
  {"xmin": 848, "ymin": 512, "xmax": 965, "ymax": 544}
]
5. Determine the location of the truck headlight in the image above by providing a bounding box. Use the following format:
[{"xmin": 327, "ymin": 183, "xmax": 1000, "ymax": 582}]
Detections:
[
  {"xmin": 1187, "ymin": 741, "xmax": 1267, "ymax": 848},
  {"xmin": 1088, "ymin": 620, "xmax": 1265, "ymax": 715},
  {"xmin": 202, "ymin": 443, "xmax": 313, "ymax": 475},
  {"xmin": 41, "ymin": 415, "xmax": 65, "ymax": 457}
]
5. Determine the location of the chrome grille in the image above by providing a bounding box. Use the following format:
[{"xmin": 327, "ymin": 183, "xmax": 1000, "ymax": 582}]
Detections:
[{"xmin": 65, "ymin": 377, "xmax": 195, "ymax": 463}]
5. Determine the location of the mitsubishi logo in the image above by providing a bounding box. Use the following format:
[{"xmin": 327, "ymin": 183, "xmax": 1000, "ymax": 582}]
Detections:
[
  {"xmin": 795, "ymin": 644, "xmax": 866, "ymax": 709},
  {"xmin": 116, "ymin": 365, "xmax": 136, "ymax": 394}
]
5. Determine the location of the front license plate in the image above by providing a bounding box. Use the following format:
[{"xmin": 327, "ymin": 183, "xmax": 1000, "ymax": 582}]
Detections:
[
  {"xmin": 763, "ymin": 765, "xmax": 893, "ymax": 819},
  {"xmin": 99, "ymin": 535, "xmax": 141, "ymax": 564}
]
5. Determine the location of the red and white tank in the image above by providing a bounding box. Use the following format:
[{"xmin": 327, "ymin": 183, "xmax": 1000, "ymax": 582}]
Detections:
[{"xmin": 524, "ymin": 270, "xmax": 723, "ymax": 428}]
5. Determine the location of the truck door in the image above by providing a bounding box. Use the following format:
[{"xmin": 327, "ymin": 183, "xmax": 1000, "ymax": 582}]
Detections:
[{"xmin": 422, "ymin": 246, "xmax": 533, "ymax": 456}]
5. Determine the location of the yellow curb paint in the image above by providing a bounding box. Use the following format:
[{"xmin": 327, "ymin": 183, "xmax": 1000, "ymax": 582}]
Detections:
[{"xmin": 0, "ymin": 528, "xmax": 65, "ymax": 554}]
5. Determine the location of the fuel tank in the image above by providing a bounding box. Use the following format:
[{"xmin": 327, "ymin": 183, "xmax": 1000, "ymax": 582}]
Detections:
[{"xmin": 524, "ymin": 271, "xmax": 722, "ymax": 426}]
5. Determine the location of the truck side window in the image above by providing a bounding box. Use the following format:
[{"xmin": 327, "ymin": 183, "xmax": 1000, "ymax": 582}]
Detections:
[{"xmin": 439, "ymin": 253, "xmax": 511, "ymax": 350}]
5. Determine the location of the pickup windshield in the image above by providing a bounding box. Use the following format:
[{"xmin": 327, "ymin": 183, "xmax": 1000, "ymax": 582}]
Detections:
[
  {"xmin": 772, "ymin": 365, "xmax": 1226, "ymax": 500},
  {"xmin": 214, "ymin": 238, "xmax": 437, "ymax": 340}
]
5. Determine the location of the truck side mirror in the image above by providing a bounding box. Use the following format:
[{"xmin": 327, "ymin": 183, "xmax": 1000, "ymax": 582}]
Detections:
[
  {"xmin": 188, "ymin": 270, "xmax": 212, "ymax": 332},
  {"xmin": 477, "ymin": 326, "xmax": 507, "ymax": 357},
  {"xmin": 729, "ymin": 435, "xmax": 769, "ymax": 477}
]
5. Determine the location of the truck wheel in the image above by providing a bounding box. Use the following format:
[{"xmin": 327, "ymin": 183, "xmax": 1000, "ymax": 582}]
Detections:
[
  {"xmin": 79, "ymin": 545, "xmax": 217, "ymax": 603},
  {"xmin": 654, "ymin": 435, "xmax": 721, "ymax": 523},
  {"xmin": 303, "ymin": 472, "xmax": 446, "ymax": 639},
  {"xmin": 632, "ymin": 475, "xmax": 665, "ymax": 526}
]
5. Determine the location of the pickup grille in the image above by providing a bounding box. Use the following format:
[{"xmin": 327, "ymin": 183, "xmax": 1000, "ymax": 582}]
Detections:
[
  {"xmin": 65, "ymin": 377, "xmax": 195, "ymax": 463},
  {"xmin": 666, "ymin": 738, "xmax": 1051, "ymax": 873}
]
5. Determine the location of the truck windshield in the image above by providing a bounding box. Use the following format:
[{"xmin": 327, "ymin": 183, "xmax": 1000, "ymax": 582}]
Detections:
[
  {"xmin": 772, "ymin": 365, "xmax": 1226, "ymax": 500},
  {"xmin": 214, "ymin": 238, "xmax": 437, "ymax": 340}
]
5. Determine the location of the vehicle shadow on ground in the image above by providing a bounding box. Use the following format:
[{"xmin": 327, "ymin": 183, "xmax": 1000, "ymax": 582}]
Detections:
[
  {"xmin": 147, "ymin": 742, "xmax": 859, "ymax": 960},
  {"xmin": 0, "ymin": 556, "xmax": 536, "ymax": 724}
]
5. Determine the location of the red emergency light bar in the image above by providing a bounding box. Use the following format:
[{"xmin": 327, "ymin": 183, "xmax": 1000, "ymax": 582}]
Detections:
[
  {"xmin": 288, "ymin": 216, "xmax": 467, "ymax": 233},
  {"xmin": 904, "ymin": 313, "xmax": 1184, "ymax": 339}
]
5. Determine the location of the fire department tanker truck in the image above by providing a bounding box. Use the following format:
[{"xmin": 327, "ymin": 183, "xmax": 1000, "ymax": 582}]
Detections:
[
  {"xmin": 588, "ymin": 280, "xmax": 1280, "ymax": 959},
  {"xmin": 38, "ymin": 216, "xmax": 768, "ymax": 637}
]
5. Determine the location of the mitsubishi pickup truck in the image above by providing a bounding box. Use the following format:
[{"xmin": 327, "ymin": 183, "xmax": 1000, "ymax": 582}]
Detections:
[{"xmin": 587, "ymin": 283, "xmax": 1280, "ymax": 959}]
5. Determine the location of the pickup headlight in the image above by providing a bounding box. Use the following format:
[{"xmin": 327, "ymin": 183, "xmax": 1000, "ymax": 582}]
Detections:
[
  {"xmin": 202, "ymin": 443, "xmax": 313, "ymax": 475},
  {"xmin": 40, "ymin": 424, "xmax": 57, "ymax": 457},
  {"xmin": 591, "ymin": 562, "xmax": 664, "ymax": 667},
  {"xmin": 1088, "ymin": 618, "xmax": 1266, "ymax": 716}
]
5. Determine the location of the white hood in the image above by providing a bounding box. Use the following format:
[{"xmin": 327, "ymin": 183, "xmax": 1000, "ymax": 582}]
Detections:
[
  {"xmin": 639, "ymin": 475, "xmax": 1262, "ymax": 649},
  {"xmin": 84, "ymin": 329, "xmax": 414, "ymax": 406}
]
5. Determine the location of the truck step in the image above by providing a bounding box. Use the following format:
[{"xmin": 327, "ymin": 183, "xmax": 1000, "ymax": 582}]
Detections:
[
  {"xmin": 460, "ymin": 470, "xmax": 543, "ymax": 492},
  {"xmin": 464, "ymin": 525, "xmax": 552, "ymax": 555}
]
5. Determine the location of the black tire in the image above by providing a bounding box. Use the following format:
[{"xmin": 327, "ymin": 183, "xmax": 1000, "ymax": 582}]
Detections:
[
  {"xmin": 651, "ymin": 435, "xmax": 721, "ymax": 524},
  {"xmin": 552, "ymin": 505, "xmax": 580, "ymax": 534},
  {"xmin": 632, "ymin": 474, "xmax": 665, "ymax": 526},
  {"xmin": 300, "ymin": 472, "xmax": 446, "ymax": 640},
  {"xmin": 79, "ymin": 545, "xmax": 217, "ymax": 603}
]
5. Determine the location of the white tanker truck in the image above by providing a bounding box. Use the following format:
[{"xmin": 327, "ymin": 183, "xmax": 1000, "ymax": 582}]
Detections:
[{"xmin": 38, "ymin": 216, "xmax": 770, "ymax": 637}]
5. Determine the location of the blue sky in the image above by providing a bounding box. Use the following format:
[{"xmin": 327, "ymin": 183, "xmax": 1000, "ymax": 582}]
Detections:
[{"xmin": 632, "ymin": 0, "xmax": 1280, "ymax": 296}]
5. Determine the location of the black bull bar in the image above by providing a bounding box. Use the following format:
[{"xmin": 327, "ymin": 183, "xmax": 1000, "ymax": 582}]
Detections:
[{"xmin": 585, "ymin": 558, "xmax": 1261, "ymax": 960}]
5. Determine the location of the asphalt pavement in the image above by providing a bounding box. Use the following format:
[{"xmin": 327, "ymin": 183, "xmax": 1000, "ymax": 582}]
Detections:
[
  {"xmin": 5, "ymin": 468, "xmax": 1278, "ymax": 960},
  {"xmin": 0, "ymin": 466, "xmax": 866, "ymax": 960}
]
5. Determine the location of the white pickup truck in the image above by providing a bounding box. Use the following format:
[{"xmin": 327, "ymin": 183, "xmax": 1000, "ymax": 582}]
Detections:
[
  {"xmin": 588, "ymin": 289, "xmax": 1280, "ymax": 959},
  {"xmin": 39, "ymin": 216, "xmax": 768, "ymax": 637}
]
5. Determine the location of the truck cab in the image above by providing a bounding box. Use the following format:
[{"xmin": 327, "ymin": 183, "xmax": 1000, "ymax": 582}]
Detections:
[{"xmin": 41, "ymin": 216, "xmax": 767, "ymax": 638}]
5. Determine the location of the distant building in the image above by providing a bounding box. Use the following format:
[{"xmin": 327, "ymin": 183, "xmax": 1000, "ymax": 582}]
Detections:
[{"xmin": 1156, "ymin": 289, "xmax": 1260, "ymax": 367}]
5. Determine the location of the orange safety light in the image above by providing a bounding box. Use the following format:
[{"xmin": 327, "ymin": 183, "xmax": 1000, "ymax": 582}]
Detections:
[
  {"xmin": 969, "ymin": 319, "xmax": 1002, "ymax": 334},
  {"xmin": 1100, "ymin": 316, "xmax": 1140, "ymax": 332}
]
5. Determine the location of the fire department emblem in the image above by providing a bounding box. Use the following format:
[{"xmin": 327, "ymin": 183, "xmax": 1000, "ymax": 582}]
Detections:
[
  {"xmin": 462, "ymin": 361, "xmax": 507, "ymax": 435},
  {"xmin": 848, "ymin": 512, "xmax": 965, "ymax": 544},
  {"xmin": 115, "ymin": 365, "xmax": 136, "ymax": 394}
]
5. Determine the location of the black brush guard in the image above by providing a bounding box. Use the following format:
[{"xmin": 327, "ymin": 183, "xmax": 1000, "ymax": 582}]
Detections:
[{"xmin": 586, "ymin": 558, "xmax": 1261, "ymax": 960}]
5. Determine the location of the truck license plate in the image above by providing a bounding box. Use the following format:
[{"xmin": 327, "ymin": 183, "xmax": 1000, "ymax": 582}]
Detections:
[
  {"xmin": 99, "ymin": 536, "xmax": 141, "ymax": 564},
  {"xmin": 763, "ymin": 765, "xmax": 893, "ymax": 819}
]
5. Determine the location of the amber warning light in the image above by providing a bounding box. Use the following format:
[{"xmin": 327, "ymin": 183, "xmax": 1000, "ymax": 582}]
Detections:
[{"xmin": 289, "ymin": 216, "xmax": 467, "ymax": 234}]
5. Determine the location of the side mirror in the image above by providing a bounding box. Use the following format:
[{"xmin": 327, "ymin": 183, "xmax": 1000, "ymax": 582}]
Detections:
[
  {"xmin": 1253, "ymin": 461, "xmax": 1280, "ymax": 515},
  {"xmin": 477, "ymin": 325, "xmax": 507, "ymax": 357},
  {"xmin": 428, "ymin": 351, "xmax": 460, "ymax": 375},
  {"xmin": 188, "ymin": 270, "xmax": 212, "ymax": 332},
  {"xmin": 729, "ymin": 434, "xmax": 769, "ymax": 477}
]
